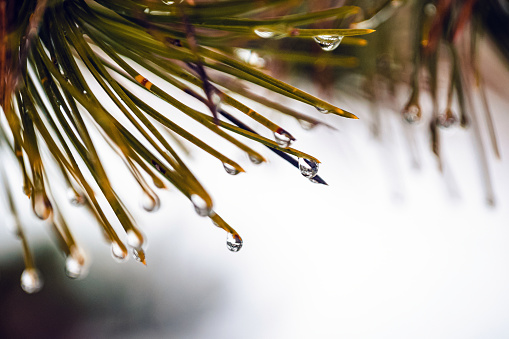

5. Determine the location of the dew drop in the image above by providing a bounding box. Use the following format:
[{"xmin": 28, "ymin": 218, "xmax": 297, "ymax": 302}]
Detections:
[
  {"xmin": 133, "ymin": 248, "xmax": 146, "ymax": 264},
  {"xmin": 226, "ymin": 233, "xmax": 243, "ymax": 252},
  {"xmin": 143, "ymin": 7, "xmax": 151, "ymax": 14},
  {"xmin": 210, "ymin": 91, "xmax": 222, "ymax": 110},
  {"xmin": 314, "ymin": 35, "xmax": 344, "ymax": 52},
  {"xmin": 315, "ymin": 106, "xmax": 329, "ymax": 114},
  {"xmin": 111, "ymin": 242, "xmax": 128, "ymax": 262},
  {"xmin": 298, "ymin": 119, "xmax": 316, "ymax": 130},
  {"xmin": 249, "ymin": 154, "xmax": 263, "ymax": 165},
  {"xmin": 126, "ymin": 229, "xmax": 144, "ymax": 249},
  {"xmin": 437, "ymin": 109, "xmax": 457, "ymax": 128},
  {"xmin": 254, "ymin": 28, "xmax": 277, "ymax": 39},
  {"xmin": 274, "ymin": 131, "xmax": 293, "ymax": 148},
  {"xmin": 33, "ymin": 193, "xmax": 52, "ymax": 220},
  {"xmin": 402, "ymin": 104, "xmax": 421, "ymax": 123},
  {"xmin": 82, "ymin": 90, "xmax": 88, "ymax": 95},
  {"xmin": 223, "ymin": 163, "xmax": 240, "ymax": 175},
  {"xmin": 20, "ymin": 268, "xmax": 43, "ymax": 294},
  {"xmin": 67, "ymin": 188, "xmax": 86, "ymax": 206},
  {"xmin": 161, "ymin": 0, "xmax": 174, "ymax": 4},
  {"xmin": 65, "ymin": 247, "xmax": 87, "ymax": 279},
  {"xmin": 191, "ymin": 194, "xmax": 212, "ymax": 217},
  {"xmin": 141, "ymin": 193, "xmax": 160, "ymax": 212},
  {"xmin": 298, "ymin": 158, "xmax": 319, "ymax": 178}
]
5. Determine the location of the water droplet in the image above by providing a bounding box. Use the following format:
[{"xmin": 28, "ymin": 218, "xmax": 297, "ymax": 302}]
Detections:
[
  {"xmin": 67, "ymin": 188, "xmax": 86, "ymax": 206},
  {"xmin": 313, "ymin": 35, "xmax": 344, "ymax": 52},
  {"xmin": 111, "ymin": 242, "xmax": 128, "ymax": 262},
  {"xmin": 298, "ymin": 119, "xmax": 316, "ymax": 130},
  {"xmin": 191, "ymin": 194, "xmax": 212, "ymax": 217},
  {"xmin": 65, "ymin": 247, "xmax": 87, "ymax": 279},
  {"xmin": 402, "ymin": 104, "xmax": 421, "ymax": 123},
  {"xmin": 226, "ymin": 233, "xmax": 243, "ymax": 252},
  {"xmin": 161, "ymin": 0, "xmax": 174, "ymax": 4},
  {"xmin": 133, "ymin": 248, "xmax": 146, "ymax": 264},
  {"xmin": 223, "ymin": 163, "xmax": 240, "ymax": 175},
  {"xmin": 143, "ymin": 7, "xmax": 151, "ymax": 14},
  {"xmin": 82, "ymin": 90, "xmax": 88, "ymax": 95},
  {"xmin": 126, "ymin": 229, "xmax": 144, "ymax": 249},
  {"xmin": 141, "ymin": 193, "xmax": 160, "ymax": 212},
  {"xmin": 249, "ymin": 154, "xmax": 263, "ymax": 165},
  {"xmin": 298, "ymin": 158, "xmax": 319, "ymax": 178},
  {"xmin": 254, "ymin": 28, "xmax": 277, "ymax": 39},
  {"xmin": 274, "ymin": 131, "xmax": 293, "ymax": 148},
  {"xmin": 20, "ymin": 268, "xmax": 43, "ymax": 294},
  {"xmin": 315, "ymin": 106, "xmax": 329, "ymax": 114},
  {"xmin": 437, "ymin": 109, "xmax": 457, "ymax": 128},
  {"xmin": 210, "ymin": 91, "xmax": 222, "ymax": 110},
  {"xmin": 33, "ymin": 193, "xmax": 52, "ymax": 220}
]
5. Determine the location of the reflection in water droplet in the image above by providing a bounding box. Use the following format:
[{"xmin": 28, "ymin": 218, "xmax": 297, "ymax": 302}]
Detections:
[
  {"xmin": 141, "ymin": 193, "xmax": 160, "ymax": 212},
  {"xmin": 313, "ymin": 35, "xmax": 344, "ymax": 51},
  {"xmin": 226, "ymin": 233, "xmax": 243, "ymax": 252},
  {"xmin": 65, "ymin": 247, "xmax": 87, "ymax": 279},
  {"xmin": 249, "ymin": 154, "xmax": 263, "ymax": 165},
  {"xmin": 21, "ymin": 268, "xmax": 43, "ymax": 294},
  {"xmin": 402, "ymin": 104, "xmax": 421, "ymax": 123},
  {"xmin": 298, "ymin": 119, "xmax": 316, "ymax": 130},
  {"xmin": 33, "ymin": 193, "xmax": 52, "ymax": 220},
  {"xmin": 67, "ymin": 188, "xmax": 86, "ymax": 206},
  {"xmin": 133, "ymin": 248, "xmax": 146, "ymax": 264},
  {"xmin": 274, "ymin": 131, "xmax": 293, "ymax": 148},
  {"xmin": 191, "ymin": 194, "xmax": 212, "ymax": 217},
  {"xmin": 315, "ymin": 106, "xmax": 329, "ymax": 114},
  {"xmin": 254, "ymin": 28, "xmax": 277, "ymax": 39},
  {"xmin": 298, "ymin": 158, "xmax": 319, "ymax": 178},
  {"xmin": 111, "ymin": 242, "xmax": 128, "ymax": 262},
  {"xmin": 126, "ymin": 229, "xmax": 144, "ymax": 249},
  {"xmin": 223, "ymin": 163, "xmax": 240, "ymax": 175},
  {"xmin": 437, "ymin": 109, "xmax": 457, "ymax": 128}
]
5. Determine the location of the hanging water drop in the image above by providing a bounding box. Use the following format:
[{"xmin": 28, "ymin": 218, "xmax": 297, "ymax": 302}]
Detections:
[
  {"xmin": 313, "ymin": 35, "xmax": 344, "ymax": 52},
  {"xmin": 33, "ymin": 193, "xmax": 52, "ymax": 220},
  {"xmin": 226, "ymin": 233, "xmax": 243, "ymax": 252},
  {"xmin": 126, "ymin": 229, "xmax": 144, "ymax": 249},
  {"xmin": 299, "ymin": 119, "xmax": 316, "ymax": 130},
  {"xmin": 141, "ymin": 193, "xmax": 160, "ymax": 212},
  {"xmin": 111, "ymin": 242, "xmax": 128, "ymax": 262},
  {"xmin": 191, "ymin": 194, "xmax": 212, "ymax": 217},
  {"xmin": 249, "ymin": 154, "xmax": 263, "ymax": 165},
  {"xmin": 67, "ymin": 188, "xmax": 86, "ymax": 206},
  {"xmin": 437, "ymin": 109, "xmax": 457, "ymax": 128},
  {"xmin": 65, "ymin": 247, "xmax": 87, "ymax": 279},
  {"xmin": 254, "ymin": 28, "xmax": 277, "ymax": 39},
  {"xmin": 20, "ymin": 268, "xmax": 43, "ymax": 294},
  {"xmin": 315, "ymin": 106, "xmax": 329, "ymax": 114},
  {"xmin": 298, "ymin": 158, "xmax": 319, "ymax": 178},
  {"xmin": 274, "ymin": 131, "xmax": 293, "ymax": 148},
  {"xmin": 223, "ymin": 163, "xmax": 240, "ymax": 175},
  {"xmin": 402, "ymin": 104, "xmax": 421, "ymax": 123},
  {"xmin": 133, "ymin": 248, "xmax": 146, "ymax": 265}
]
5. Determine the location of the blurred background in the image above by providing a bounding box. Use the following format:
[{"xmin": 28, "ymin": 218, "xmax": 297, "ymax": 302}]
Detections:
[{"xmin": 2, "ymin": 1, "xmax": 509, "ymax": 338}]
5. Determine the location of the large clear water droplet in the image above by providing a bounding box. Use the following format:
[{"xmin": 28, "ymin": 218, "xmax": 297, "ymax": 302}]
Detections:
[
  {"xmin": 314, "ymin": 35, "xmax": 344, "ymax": 52},
  {"xmin": 33, "ymin": 193, "xmax": 52, "ymax": 220},
  {"xmin": 65, "ymin": 247, "xmax": 87, "ymax": 279},
  {"xmin": 274, "ymin": 131, "xmax": 293, "ymax": 148},
  {"xmin": 298, "ymin": 158, "xmax": 319, "ymax": 178},
  {"xmin": 20, "ymin": 268, "xmax": 43, "ymax": 294},
  {"xmin": 249, "ymin": 154, "xmax": 263, "ymax": 165},
  {"xmin": 226, "ymin": 233, "xmax": 243, "ymax": 252},
  {"xmin": 126, "ymin": 229, "xmax": 144, "ymax": 249},
  {"xmin": 111, "ymin": 242, "xmax": 128, "ymax": 262},
  {"xmin": 402, "ymin": 104, "xmax": 421, "ymax": 123},
  {"xmin": 254, "ymin": 28, "xmax": 277, "ymax": 39},
  {"xmin": 67, "ymin": 188, "xmax": 86, "ymax": 206},
  {"xmin": 141, "ymin": 193, "xmax": 160, "ymax": 212},
  {"xmin": 437, "ymin": 109, "xmax": 457, "ymax": 128},
  {"xmin": 223, "ymin": 163, "xmax": 240, "ymax": 175},
  {"xmin": 191, "ymin": 194, "xmax": 212, "ymax": 217}
]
